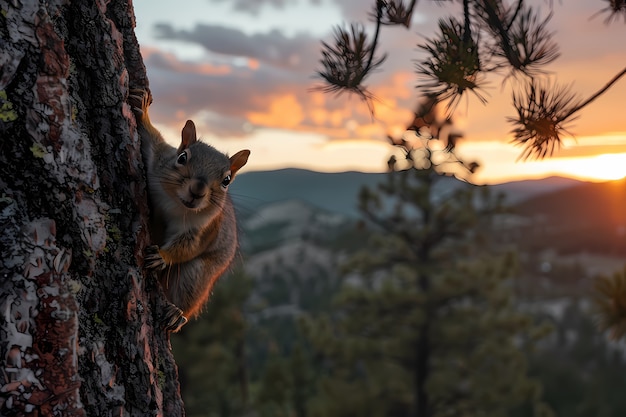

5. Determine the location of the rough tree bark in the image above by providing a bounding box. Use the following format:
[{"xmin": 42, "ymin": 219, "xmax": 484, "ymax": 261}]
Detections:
[{"xmin": 1, "ymin": 1, "xmax": 185, "ymax": 416}]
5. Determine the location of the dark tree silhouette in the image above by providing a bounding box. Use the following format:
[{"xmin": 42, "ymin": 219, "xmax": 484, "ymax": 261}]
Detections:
[{"xmin": 299, "ymin": 117, "xmax": 552, "ymax": 417}]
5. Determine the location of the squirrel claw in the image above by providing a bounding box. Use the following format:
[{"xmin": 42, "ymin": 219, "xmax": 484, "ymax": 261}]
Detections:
[
  {"xmin": 144, "ymin": 245, "xmax": 166, "ymax": 270},
  {"xmin": 162, "ymin": 304, "xmax": 188, "ymax": 333},
  {"xmin": 128, "ymin": 89, "xmax": 152, "ymax": 116}
]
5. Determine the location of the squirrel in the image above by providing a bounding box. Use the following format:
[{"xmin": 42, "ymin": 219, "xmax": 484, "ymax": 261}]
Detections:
[{"xmin": 128, "ymin": 89, "xmax": 250, "ymax": 332}]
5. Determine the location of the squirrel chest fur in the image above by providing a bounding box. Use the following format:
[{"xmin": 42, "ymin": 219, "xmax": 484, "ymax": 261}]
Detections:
[{"xmin": 130, "ymin": 90, "xmax": 250, "ymax": 330}]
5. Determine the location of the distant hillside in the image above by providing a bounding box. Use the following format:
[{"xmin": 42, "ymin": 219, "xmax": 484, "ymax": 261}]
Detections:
[
  {"xmin": 491, "ymin": 176, "xmax": 583, "ymax": 204},
  {"xmin": 232, "ymin": 168, "xmax": 583, "ymax": 218},
  {"xmin": 240, "ymin": 199, "xmax": 348, "ymax": 253},
  {"xmin": 231, "ymin": 169, "xmax": 386, "ymax": 218},
  {"xmin": 515, "ymin": 178, "xmax": 626, "ymax": 254}
]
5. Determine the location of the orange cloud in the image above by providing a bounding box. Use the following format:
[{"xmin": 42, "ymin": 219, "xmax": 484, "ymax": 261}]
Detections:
[
  {"xmin": 355, "ymin": 123, "xmax": 386, "ymax": 139},
  {"xmin": 377, "ymin": 76, "xmax": 417, "ymax": 131},
  {"xmin": 372, "ymin": 71, "xmax": 414, "ymax": 100},
  {"xmin": 247, "ymin": 94, "xmax": 304, "ymax": 128},
  {"xmin": 309, "ymin": 107, "xmax": 328, "ymax": 126},
  {"xmin": 300, "ymin": 84, "xmax": 415, "ymax": 141},
  {"xmin": 247, "ymin": 59, "xmax": 260, "ymax": 70}
]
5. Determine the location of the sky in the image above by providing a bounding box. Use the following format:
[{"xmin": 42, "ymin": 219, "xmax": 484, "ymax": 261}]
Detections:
[{"xmin": 132, "ymin": 0, "xmax": 626, "ymax": 184}]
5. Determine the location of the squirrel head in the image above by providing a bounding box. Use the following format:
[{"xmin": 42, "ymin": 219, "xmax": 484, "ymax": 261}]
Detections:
[{"xmin": 160, "ymin": 120, "xmax": 250, "ymax": 213}]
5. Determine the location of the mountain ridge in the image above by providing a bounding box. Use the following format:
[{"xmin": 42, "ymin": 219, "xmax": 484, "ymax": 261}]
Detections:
[
  {"xmin": 515, "ymin": 177, "xmax": 626, "ymax": 254},
  {"xmin": 231, "ymin": 168, "xmax": 586, "ymax": 217}
]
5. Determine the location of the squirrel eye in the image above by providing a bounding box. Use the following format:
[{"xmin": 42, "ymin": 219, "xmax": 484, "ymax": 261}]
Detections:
[
  {"xmin": 221, "ymin": 175, "xmax": 231, "ymax": 188},
  {"xmin": 176, "ymin": 151, "xmax": 188, "ymax": 165}
]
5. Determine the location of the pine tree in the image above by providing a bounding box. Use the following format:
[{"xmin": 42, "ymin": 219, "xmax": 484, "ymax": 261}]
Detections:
[
  {"xmin": 289, "ymin": 342, "xmax": 315, "ymax": 417},
  {"xmin": 301, "ymin": 109, "xmax": 552, "ymax": 417},
  {"xmin": 255, "ymin": 354, "xmax": 291, "ymax": 417}
]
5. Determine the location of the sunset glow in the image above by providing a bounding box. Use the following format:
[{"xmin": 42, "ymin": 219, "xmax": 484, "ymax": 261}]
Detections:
[
  {"xmin": 134, "ymin": 0, "xmax": 626, "ymax": 185},
  {"xmin": 546, "ymin": 153, "xmax": 626, "ymax": 182},
  {"xmin": 458, "ymin": 136, "xmax": 626, "ymax": 184}
]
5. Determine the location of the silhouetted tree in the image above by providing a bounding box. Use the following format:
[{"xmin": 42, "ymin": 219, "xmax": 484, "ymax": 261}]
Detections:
[{"xmin": 300, "ymin": 102, "xmax": 552, "ymax": 417}]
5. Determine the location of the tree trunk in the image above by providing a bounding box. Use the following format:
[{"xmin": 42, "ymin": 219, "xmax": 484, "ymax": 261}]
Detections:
[
  {"xmin": 414, "ymin": 321, "xmax": 431, "ymax": 417},
  {"xmin": 0, "ymin": 1, "xmax": 185, "ymax": 416}
]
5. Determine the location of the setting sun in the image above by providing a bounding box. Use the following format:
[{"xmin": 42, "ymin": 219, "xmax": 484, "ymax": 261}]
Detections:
[{"xmin": 558, "ymin": 153, "xmax": 626, "ymax": 181}]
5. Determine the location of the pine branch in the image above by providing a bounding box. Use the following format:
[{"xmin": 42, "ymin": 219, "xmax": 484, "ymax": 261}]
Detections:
[
  {"xmin": 365, "ymin": 0, "xmax": 385, "ymax": 73},
  {"xmin": 510, "ymin": 67, "xmax": 626, "ymax": 160},
  {"xmin": 506, "ymin": 0, "xmax": 525, "ymax": 30},
  {"xmin": 564, "ymin": 66, "xmax": 626, "ymax": 118}
]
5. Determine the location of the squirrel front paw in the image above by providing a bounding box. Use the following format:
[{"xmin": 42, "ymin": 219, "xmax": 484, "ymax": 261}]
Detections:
[
  {"xmin": 144, "ymin": 245, "xmax": 167, "ymax": 270},
  {"xmin": 128, "ymin": 88, "xmax": 152, "ymax": 117},
  {"xmin": 162, "ymin": 303, "xmax": 188, "ymax": 333}
]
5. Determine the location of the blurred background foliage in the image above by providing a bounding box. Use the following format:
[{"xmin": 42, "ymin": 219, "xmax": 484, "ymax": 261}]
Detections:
[{"xmin": 172, "ymin": 135, "xmax": 626, "ymax": 417}]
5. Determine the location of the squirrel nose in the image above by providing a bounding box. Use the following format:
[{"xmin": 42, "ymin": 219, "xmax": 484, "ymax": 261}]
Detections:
[{"xmin": 189, "ymin": 179, "xmax": 208, "ymax": 199}]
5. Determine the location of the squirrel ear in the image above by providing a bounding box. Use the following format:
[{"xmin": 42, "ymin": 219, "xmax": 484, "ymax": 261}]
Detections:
[
  {"xmin": 229, "ymin": 150, "xmax": 250, "ymax": 176},
  {"xmin": 179, "ymin": 120, "xmax": 197, "ymax": 152}
]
